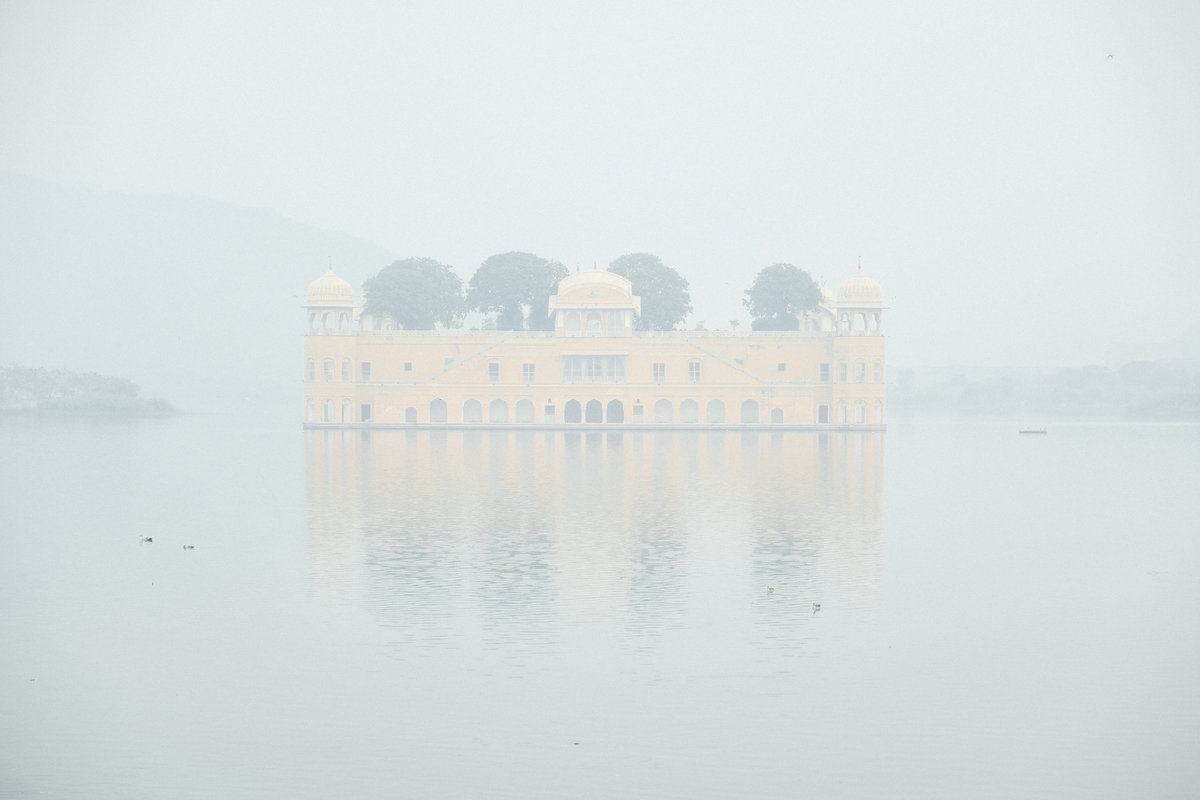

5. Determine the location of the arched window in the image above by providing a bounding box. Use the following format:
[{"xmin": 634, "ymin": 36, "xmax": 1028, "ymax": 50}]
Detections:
[
  {"xmin": 653, "ymin": 399, "xmax": 673, "ymax": 423},
  {"xmin": 771, "ymin": 408, "xmax": 784, "ymax": 424},
  {"xmin": 706, "ymin": 399, "xmax": 726, "ymax": 423},
  {"xmin": 839, "ymin": 313, "xmax": 850, "ymax": 334},
  {"xmin": 489, "ymin": 399, "xmax": 509, "ymax": 423},
  {"xmin": 322, "ymin": 399, "xmax": 334, "ymax": 422},
  {"xmin": 566, "ymin": 311, "xmax": 582, "ymax": 336},
  {"xmin": 341, "ymin": 400, "xmax": 350, "ymax": 422},
  {"xmin": 586, "ymin": 312, "xmax": 602, "ymax": 336},
  {"xmin": 429, "ymin": 398, "xmax": 448, "ymax": 423},
  {"xmin": 383, "ymin": 319, "xmax": 394, "ymax": 332},
  {"xmin": 853, "ymin": 312, "xmax": 867, "ymax": 333},
  {"xmin": 462, "ymin": 399, "xmax": 482, "ymax": 423},
  {"xmin": 565, "ymin": 399, "xmax": 582, "ymax": 423},
  {"xmin": 585, "ymin": 399, "xmax": 603, "ymax": 423},
  {"xmin": 606, "ymin": 400, "xmax": 624, "ymax": 423},
  {"xmin": 339, "ymin": 313, "xmax": 350, "ymax": 331},
  {"xmin": 322, "ymin": 359, "xmax": 334, "ymax": 381},
  {"xmin": 515, "ymin": 399, "xmax": 535, "ymax": 423},
  {"xmin": 307, "ymin": 360, "xmax": 315, "ymax": 381},
  {"xmin": 309, "ymin": 313, "xmax": 317, "ymax": 330},
  {"xmin": 855, "ymin": 404, "xmax": 866, "ymax": 424},
  {"xmin": 740, "ymin": 399, "xmax": 759, "ymax": 423},
  {"xmin": 322, "ymin": 312, "xmax": 335, "ymax": 330},
  {"xmin": 305, "ymin": 399, "xmax": 314, "ymax": 422},
  {"xmin": 679, "ymin": 399, "xmax": 699, "ymax": 423},
  {"xmin": 341, "ymin": 360, "xmax": 350, "ymax": 381},
  {"xmin": 405, "ymin": 407, "xmax": 418, "ymax": 423}
]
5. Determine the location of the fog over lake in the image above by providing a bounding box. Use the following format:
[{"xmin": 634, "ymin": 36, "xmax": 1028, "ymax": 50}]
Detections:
[{"xmin": 2, "ymin": 415, "xmax": 1198, "ymax": 797}]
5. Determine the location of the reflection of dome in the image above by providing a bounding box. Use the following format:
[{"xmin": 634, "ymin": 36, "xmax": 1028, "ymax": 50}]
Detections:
[
  {"xmin": 836, "ymin": 269, "xmax": 883, "ymax": 306},
  {"xmin": 306, "ymin": 270, "xmax": 354, "ymax": 306}
]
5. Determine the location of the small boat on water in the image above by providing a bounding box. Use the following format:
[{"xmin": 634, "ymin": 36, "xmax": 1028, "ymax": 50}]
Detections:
[{"xmin": 1019, "ymin": 428, "xmax": 1047, "ymax": 434}]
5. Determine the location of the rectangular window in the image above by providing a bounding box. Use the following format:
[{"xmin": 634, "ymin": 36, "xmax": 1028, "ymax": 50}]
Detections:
[
  {"xmin": 360, "ymin": 404, "xmax": 372, "ymax": 423},
  {"xmin": 688, "ymin": 361, "xmax": 701, "ymax": 382},
  {"xmin": 522, "ymin": 363, "xmax": 535, "ymax": 382},
  {"xmin": 544, "ymin": 405, "xmax": 555, "ymax": 423},
  {"xmin": 874, "ymin": 363, "xmax": 882, "ymax": 382},
  {"xmin": 488, "ymin": 363, "xmax": 500, "ymax": 383},
  {"xmin": 777, "ymin": 362, "xmax": 787, "ymax": 372},
  {"xmin": 404, "ymin": 362, "xmax": 413, "ymax": 372},
  {"xmin": 839, "ymin": 362, "xmax": 848, "ymax": 382},
  {"xmin": 360, "ymin": 362, "xmax": 371, "ymax": 381},
  {"xmin": 562, "ymin": 356, "xmax": 625, "ymax": 383},
  {"xmin": 632, "ymin": 404, "xmax": 644, "ymax": 423},
  {"xmin": 818, "ymin": 405, "xmax": 829, "ymax": 423},
  {"xmin": 819, "ymin": 363, "xmax": 830, "ymax": 382},
  {"xmin": 653, "ymin": 362, "xmax": 665, "ymax": 383},
  {"xmin": 855, "ymin": 363, "xmax": 866, "ymax": 382}
]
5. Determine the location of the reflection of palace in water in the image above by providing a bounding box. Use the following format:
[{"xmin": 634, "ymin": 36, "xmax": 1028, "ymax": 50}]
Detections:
[
  {"xmin": 305, "ymin": 430, "xmax": 885, "ymax": 627},
  {"xmin": 302, "ymin": 269, "xmax": 886, "ymax": 429}
]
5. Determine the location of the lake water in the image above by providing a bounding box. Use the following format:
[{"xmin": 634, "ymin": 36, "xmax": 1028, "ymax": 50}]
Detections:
[{"xmin": 1, "ymin": 415, "xmax": 1198, "ymax": 798}]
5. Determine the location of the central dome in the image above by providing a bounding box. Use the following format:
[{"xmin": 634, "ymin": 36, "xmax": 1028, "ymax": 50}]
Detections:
[{"xmin": 306, "ymin": 270, "xmax": 354, "ymax": 306}]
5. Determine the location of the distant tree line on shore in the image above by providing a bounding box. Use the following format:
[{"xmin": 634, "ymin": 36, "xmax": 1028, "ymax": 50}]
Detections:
[
  {"xmin": 0, "ymin": 366, "xmax": 175, "ymax": 416},
  {"xmin": 890, "ymin": 361, "xmax": 1200, "ymax": 420},
  {"xmin": 361, "ymin": 252, "xmax": 824, "ymax": 332}
]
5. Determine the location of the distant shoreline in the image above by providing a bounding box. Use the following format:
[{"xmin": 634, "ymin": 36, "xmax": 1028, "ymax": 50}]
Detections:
[{"xmin": 0, "ymin": 366, "xmax": 177, "ymax": 418}]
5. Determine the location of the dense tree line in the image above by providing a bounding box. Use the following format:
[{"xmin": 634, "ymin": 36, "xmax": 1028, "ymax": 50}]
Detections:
[
  {"xmin": 362, "ymin": 253, "xmax": 823, "ymax": 331},
  {"xmin": 0, "ymin": 366, "xmax": 174, "ymax": 415}
]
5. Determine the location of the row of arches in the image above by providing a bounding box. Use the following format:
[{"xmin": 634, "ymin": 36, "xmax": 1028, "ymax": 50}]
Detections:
[
  {"xmin": 309, "ymin": 311, "xmax": 354, "ymax": 331},
  {"xmin": 306, "ymin": 396, "xmax": 884, "ymax": 425},
  {"xmin": 839, "ymin": 310, "xmax": 882, "ymax": 334},
  {"xmin": 425, "ymin": 397, "xmax": 775, "ymax": 424}
]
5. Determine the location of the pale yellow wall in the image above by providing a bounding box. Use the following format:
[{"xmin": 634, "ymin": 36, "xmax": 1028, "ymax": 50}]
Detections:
[{"xmin": 303, "ymin": 328, "xmax": 885, "ymax": 427}]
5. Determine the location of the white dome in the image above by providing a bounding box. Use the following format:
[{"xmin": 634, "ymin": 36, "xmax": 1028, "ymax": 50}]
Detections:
[
  {"xmin": 306, "ymin": 270, "xmax": 354, "ymax": 306},
  {"xmin": 836, "ymin": 269, "xmax": 883, "ymax": 307}
]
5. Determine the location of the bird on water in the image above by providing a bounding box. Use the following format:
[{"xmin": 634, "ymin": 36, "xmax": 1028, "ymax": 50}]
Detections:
[
  {"xmin": 140, "ymin": 536, "xmax": 153, "ymax": 543},
  {"xmin": 812, "ymin": 603, "xmax": 821, "ymax": 614},
  {"xmin": 183, "ymin": 544, "xmax": 195, "ymax": 550}
]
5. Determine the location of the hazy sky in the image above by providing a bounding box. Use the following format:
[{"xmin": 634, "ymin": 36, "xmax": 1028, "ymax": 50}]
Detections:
[{"xmin": 2, "ymin": 1, "xmax": 1198, "ymax": 368}]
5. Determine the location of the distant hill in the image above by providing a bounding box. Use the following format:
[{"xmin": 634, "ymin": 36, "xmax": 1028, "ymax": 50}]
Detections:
[{"xmin": 0, "ymin": 172, "xmax": 394, "ymax": 414}]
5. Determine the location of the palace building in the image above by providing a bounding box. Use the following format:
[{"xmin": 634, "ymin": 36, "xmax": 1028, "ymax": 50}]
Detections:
[{"xmin": 302, "ymin": 268, "xmax": 886, "ymax": 428}]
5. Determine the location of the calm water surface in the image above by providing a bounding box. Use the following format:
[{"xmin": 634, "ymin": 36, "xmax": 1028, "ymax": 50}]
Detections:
[{"xmin": 1, "ymin": 415, "xmax": 1197, "ymax": 798}]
